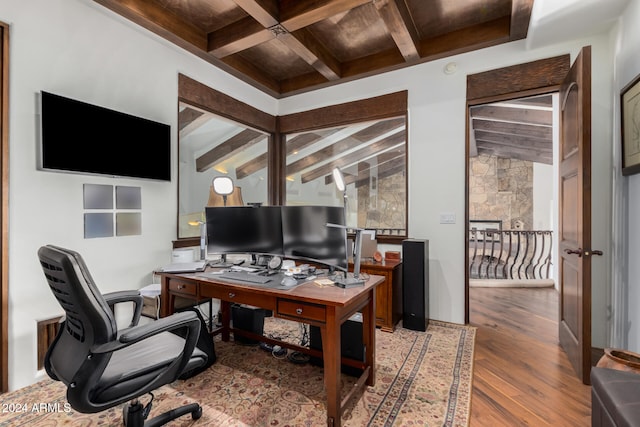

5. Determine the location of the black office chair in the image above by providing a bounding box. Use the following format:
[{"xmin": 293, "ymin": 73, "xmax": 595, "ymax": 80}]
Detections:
[{"xmin": 38, "ymin": 245, "xmax": 207, "ymax": 426}]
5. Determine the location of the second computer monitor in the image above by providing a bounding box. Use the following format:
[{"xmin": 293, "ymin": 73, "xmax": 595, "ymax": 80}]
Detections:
[{"xmin": 281, "ymin": 206, "xmax": 348, "ymax": 270}]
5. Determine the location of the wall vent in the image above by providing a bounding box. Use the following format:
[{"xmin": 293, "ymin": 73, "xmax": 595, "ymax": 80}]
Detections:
[{"xmin": 37, "ymin": 316, "xmax": 63, "ymax": 370}]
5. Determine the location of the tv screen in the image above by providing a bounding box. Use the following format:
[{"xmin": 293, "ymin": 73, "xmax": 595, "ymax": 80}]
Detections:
[
  {"xmin": 205, "ymin": 206, "xmax": 284, "ymax": 256},
  {"xmin": 40, "ymin": 91, "xmax": 171, "ymax": 181},
  {"xmin": 281, "ymin": 206, "xmax": 347, "ymax": 270}
]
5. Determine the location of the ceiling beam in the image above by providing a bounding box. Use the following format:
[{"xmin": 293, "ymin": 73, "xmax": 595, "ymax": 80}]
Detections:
[
  {"xmin": 208, "ymin": 17, "xmax": 274, "ymax": 58},
  {"xmin": 235, "ymin": 129, "xmax": 342, "ymax": 179},
  {"xmin": 301, "ymin": 130, "xmax": 405, "ymax": 183},
  {"xmin": 476, "ymin": 144, "xmax": 552, "ymax": 164},
  {"xmin": 373, "ymin": 0, "xmax": 420, "ymax": 62},
  {"xmin": 286, "ymin": 118, "xmax": 404, "ymax": 176},
  {"xmin": 474, "ymin": 130, "xmax": 551, "ymax": 151},
  {"xmin": 472, "ymin": 119, "xmax": 552, "ymax": 140},
  {"xmin": 196, "ymin": 129, "xmax": 265, "ymax": 172},
  {"xmin": 178, "ymin": 108, "xmax": 209, "ymax": 136},
  {"xmin": 279, "ymin": 28, "xmax": 341, "ymax": 80},
  {"xmin": 420, "ymin": 17, "xmax": 510, "ymax": 60},
  {"xmin": 93, "ymin": 0, "xmax": 206, "ymax": 49},
  {"xmin": 233, "ymin": 0, "xmax": 280, "ymax": 27},
  {"xmin": 325, "ymin": 149, "xmax": 404, "ymax": 187},
  {"xmin": 279, "ymin": 0, "xmax": 372, "ymax": 32},
  {"xmin": 510, "ymin": 0, "xmax": 534, "ymax": 40},
  {"xmin": 470, "ymin": 105, "xmax": 552, "ymax": 126},
  {"xmin": 217, "ymin": 0, "xmax": 343, "ymax": 81}
]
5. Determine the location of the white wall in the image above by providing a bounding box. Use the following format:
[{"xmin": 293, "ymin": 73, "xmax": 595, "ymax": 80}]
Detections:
[
  {"xmin": 2, "ymin": 0, "xmax": 277, "ymax": 391},
  {"xmin": 279, "ymin": 35, "xmax": 614, "ymax": 337},
  {"xmin": 533, "ymin": 163, "xmax": 553, "ymax": 230},
  {"xmin": 614, "ymin": 0, "xmax": 640, "ymax": 351},
  {"xmin": 1, "ymin": 0, "xmax": 622, "ymax": 390}
]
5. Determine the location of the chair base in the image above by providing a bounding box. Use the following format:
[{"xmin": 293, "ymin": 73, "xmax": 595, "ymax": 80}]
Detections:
[{"xmin": 123, "ymin": 398, "xmax": 202, "ymax": 427}]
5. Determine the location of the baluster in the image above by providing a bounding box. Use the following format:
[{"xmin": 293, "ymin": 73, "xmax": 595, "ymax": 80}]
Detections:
[
  {"xmin": 493, "ymin": 231, "xmax": 504, "ymax": 279},
  {"xmin": 525, "ymin": 231, "xmax": 536, "ymax": 279},
  {"xmin": 469, "ymin": 229, "xmax": 479, "ymax": 279},
  {"xmin": 502, "ymin": 232, "xmax": 513, "ymax": 279},
  {"xmin": 545, "ymin": 232, "xmax": 553, "ymax": 279},
  {"xmin": 510, "ymin": 231, "xmax": 520, "ymax": 279}
]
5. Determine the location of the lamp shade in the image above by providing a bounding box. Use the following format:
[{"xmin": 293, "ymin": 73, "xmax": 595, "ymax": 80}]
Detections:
[
  {"xmin": 207, "ymin": 186, "xmax": 244, "ymax": 207},
  {"xmin": 332, "ymin": 167, "xmax": 346, "ymax": 192}
]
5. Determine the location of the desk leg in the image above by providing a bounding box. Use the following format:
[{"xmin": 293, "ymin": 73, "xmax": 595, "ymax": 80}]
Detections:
[
  {"xmin": 362, "ymin": 289, "xmax": 376, "ymax": 386},
  {"xmin": 321, "ymin": 309, "xmax": 342, "ymax": 427},
  {"xmin": 160, "ymin": 276, "xmax": 170, "ymax": 318},
  {"xmin": 220, "ymin": 300, "xmax": 231, "ymax": 342}
]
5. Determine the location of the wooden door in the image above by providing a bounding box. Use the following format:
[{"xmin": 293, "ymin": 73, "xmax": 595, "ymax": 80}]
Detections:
[
  {"xmin": 558, "ymin": 46, "xmax": 593, "ymax": 385},
  {"xmin": 0, "ymin": 21, "xmax": 8, "ymax": 393}
]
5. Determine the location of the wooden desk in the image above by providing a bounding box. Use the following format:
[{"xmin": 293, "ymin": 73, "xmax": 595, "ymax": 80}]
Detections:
[
  {"xmin": 159, "ymin": 272, "xmax": 383, "ymax": 427},
  {"xmin": 350, "ymin": 259, "xmax": 402, "ymax": 332}
]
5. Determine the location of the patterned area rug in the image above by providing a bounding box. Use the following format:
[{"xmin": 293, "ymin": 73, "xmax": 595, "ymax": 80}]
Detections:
[{"xmin": 0, "ymin": 319, "xmax": 475, "ymax": 426}]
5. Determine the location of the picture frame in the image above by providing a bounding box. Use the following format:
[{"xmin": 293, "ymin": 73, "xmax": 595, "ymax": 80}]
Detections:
[{"xmin": 621, "ymin": 72, "xmax": 640, "ymax": 176}]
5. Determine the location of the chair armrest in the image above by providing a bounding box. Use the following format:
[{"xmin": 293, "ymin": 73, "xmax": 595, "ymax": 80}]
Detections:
[
  {"xmin": 103, "ymin": 290, "xmax": 143, "ymax": 327},
  {"xmin": 91, "ymin": 311, "xmax": 200, "ymax": 354}
]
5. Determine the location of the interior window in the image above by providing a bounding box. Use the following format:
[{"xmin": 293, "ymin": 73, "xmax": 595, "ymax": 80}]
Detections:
[
  {"xmin": 178, "ymin": 102, "xmax": 269, "ymax": 238},
  {"xmin": 284, "ymin": 116, "xmax": 407, "ymax": 237}
]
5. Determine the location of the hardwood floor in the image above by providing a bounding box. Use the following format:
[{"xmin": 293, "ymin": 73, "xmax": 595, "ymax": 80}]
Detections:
[{"xmin": 469, "ymin": 287, "xmax": 592, "ymax": 426}]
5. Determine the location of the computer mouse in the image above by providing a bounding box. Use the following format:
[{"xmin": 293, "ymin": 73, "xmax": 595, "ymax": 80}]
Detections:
[{"xmin": 281, "ymin": 276, "xmax": 298, "ymax": 287}]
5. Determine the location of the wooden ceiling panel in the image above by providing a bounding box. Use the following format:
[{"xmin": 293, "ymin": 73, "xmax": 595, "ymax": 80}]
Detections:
[
  {"xmin": 237, "ymin": 38, "xmax": 316, "ymax": 81},
  {"xmin": 407, "ymin": 0, "xmax": 512, "ymax": 39},
  {"xmin": 306, "ymin": 3, "xmax": 396, "ymax": 62},
  {"xmin": 94, "ymin": 0, "xmax": 534, "ymax": 97},
  {"xmin": 157, "ymin": 0, "xmax": 247, "ymax": 33}
]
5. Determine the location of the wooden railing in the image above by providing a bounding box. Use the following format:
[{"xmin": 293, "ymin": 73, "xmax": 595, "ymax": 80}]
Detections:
[{"xmin": 469, "ymin": 230, "xmax": 553, "ymax": 280}]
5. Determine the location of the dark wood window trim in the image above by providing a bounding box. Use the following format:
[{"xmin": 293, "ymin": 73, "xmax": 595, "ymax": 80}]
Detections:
[
  {"xmin": 176, "ymin": 74, "xmax": 278, "ymax": 248},
  {"xmin": 1, "ymin": 20, "xmax": 8, "ymax": 393},
  {"xmin": 278, "ymin": 91, "xmax": 409, "ymax": 244},
  {"xmin": 464, "ymin": 54, "xmax": 570, "ymax": 323},
  {"xmin": 175, "ymin": 79, "xmax": 408, "ymax": 246}
]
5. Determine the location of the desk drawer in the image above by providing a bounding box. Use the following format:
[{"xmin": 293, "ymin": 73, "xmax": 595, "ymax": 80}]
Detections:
[
  {"xmin": 201, "ymin": 286, "xmax": 269, "ymax": 308},
  {"xmin": 277, "ymin": 299, "xmax": 326, "ymax": 323},
  {"xmin": 169, "ymin": 280, "xmax": 197, "ymax": 297}
]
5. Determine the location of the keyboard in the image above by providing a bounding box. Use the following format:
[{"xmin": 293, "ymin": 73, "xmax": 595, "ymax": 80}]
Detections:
[{"xmin": 218, "ymin": 271, "xmax": 272, "ymax": 284}]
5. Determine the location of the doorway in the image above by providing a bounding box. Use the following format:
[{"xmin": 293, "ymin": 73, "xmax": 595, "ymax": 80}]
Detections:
[
  {"xmin": 0, "ymin": 20, "xmax": 9, "ymax": 393},
  {"xmin": 468, "ymin": 93, "xmax": 557, "ymax": 288},
  {"xmin": 465, "ymin": 50, "xmax": 595, "ymax": 384}
]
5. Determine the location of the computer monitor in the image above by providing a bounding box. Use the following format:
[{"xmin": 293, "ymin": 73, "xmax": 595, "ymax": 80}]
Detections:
[
  {"xmin": 205, "ymin": 206, "xmax": 283, "ymax": 256},
  {"xmin": 281, "ymin": 206, "xmax": 348, "ymax": 270}
]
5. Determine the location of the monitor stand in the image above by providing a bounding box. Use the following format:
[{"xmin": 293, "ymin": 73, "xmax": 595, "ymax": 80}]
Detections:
[
  {"xmin": 212, "ymin": 254, "xmax": 233, "ymax": 268},
  {"xmin": 331, "ymin": 226, "xmax": 365, "ymax": 288},
  {"xmin": 333, "ymin": 273, "xmax": 365, "ymax": 288}
]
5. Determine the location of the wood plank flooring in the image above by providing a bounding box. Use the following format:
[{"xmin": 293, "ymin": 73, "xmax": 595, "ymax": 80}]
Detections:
[{"xmin": 469, "ymin": 287, "xmax": 592, "ymax": 426}]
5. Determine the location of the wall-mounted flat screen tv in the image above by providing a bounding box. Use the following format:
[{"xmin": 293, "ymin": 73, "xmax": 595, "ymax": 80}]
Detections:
[{"xmin": 40, "ymin": 91, "xmax": 171, "ymax": 181}]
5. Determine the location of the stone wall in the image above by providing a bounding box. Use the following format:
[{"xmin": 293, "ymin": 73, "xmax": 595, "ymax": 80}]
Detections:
[
  {"xmin": 357, "ymin": 171, "xmax": 406, "ymax": 234},
  {"xmin": 469, "ymin": 154, "xmax": 533, "ymax": 230}
]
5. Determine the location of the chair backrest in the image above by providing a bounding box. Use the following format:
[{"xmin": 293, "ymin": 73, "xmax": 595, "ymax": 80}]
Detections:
[{"xmin": 38, "ymin": 245, "xmax": 117, "ymax": 386}]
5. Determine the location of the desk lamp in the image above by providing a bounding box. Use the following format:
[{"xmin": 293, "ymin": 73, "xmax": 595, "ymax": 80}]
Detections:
[{"xmin": 331, "ymin": 167, "xmax": 364, "ymax": 287}]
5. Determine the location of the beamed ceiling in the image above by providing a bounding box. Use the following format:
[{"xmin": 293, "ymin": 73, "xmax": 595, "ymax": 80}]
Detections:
[
  {"xmin": 470, "ymin": 94, "xmax": 554, "ymax": 165},
  {"xmin": 94, "ymin": 0, "xmax": 534, "ymax": 98}
]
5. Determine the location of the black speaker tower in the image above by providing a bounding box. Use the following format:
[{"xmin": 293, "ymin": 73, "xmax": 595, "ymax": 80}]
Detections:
[{"xmin": 402, "ymin": 239, "xmax": 429, "ymax": 331}]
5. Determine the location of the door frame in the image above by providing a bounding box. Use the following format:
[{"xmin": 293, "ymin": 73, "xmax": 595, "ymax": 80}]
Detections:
[
  {"xmin": 0, "ymin": 20, "xmax": 9, "ymax": 393},
  {"xmin": 464, "ymin": 55, "xmax": 571, "ymax": 323}
]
